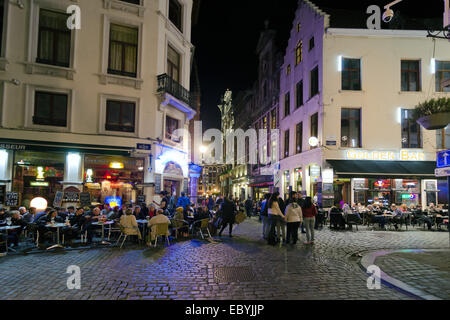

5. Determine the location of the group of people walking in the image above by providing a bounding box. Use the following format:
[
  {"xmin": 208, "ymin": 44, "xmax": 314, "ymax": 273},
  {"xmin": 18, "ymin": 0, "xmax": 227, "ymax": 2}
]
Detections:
[{"xmin": 260, "ymin": 192, "xmax": 318, "ymax": 246}]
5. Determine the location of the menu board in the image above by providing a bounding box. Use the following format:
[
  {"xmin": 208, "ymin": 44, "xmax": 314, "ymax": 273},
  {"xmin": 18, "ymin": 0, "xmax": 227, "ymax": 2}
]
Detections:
[
  {"xmin": 5, "ymin": 192, "xmax": 19, "ymax": 207},
  {"xmin": 0, "ymin": 185, "xmax": 5, "ymax": 205},
  {"xmin": 80, "ymin": 192, "xmax": 91, "ymax": 207},
  {"xmin": 63, "ymin": 192, "xmax": 80, "ymax": 203},
  {"xmin": 154, "ymin": 174, "xmax": 162, "ymax": 194},
  {"xmin": 53, "ymin": 191, "xmax": 64, "ymax": 207}
]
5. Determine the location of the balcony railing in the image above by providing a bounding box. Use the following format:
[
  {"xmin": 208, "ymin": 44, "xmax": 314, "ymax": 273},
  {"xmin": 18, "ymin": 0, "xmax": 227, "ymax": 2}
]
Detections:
[{"xmin": 157, "ymin": 74, "xmax": 191, "ymax": 105}]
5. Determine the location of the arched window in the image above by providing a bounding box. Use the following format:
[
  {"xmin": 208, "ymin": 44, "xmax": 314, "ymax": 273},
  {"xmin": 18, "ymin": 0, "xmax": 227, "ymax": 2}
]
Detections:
[{"xmin": 296, "ymin": 41, "xmax": 303, "ymax": 66}]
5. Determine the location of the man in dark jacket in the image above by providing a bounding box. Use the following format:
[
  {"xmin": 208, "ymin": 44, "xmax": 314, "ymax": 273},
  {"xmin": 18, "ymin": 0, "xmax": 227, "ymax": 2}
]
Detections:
[
  {"xmin": 219, "ymin": 197, "xmax": 236, "ymax": 237},
  {"xmin": 245, "ymin": 198, "xmax": 253, "ymax": 218}
]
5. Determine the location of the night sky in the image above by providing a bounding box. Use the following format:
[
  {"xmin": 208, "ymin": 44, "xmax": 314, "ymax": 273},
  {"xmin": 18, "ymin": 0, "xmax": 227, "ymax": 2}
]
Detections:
[{"xmin": 192, "ymin": 0, "xmax": 445, "ymax": 131}]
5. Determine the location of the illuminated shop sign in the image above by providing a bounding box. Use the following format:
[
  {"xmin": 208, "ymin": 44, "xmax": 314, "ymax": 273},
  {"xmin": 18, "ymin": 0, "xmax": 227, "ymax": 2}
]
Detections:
[
  {"xmin": 105, "ymin": 197, "xmax": 122, "ymax": 208},
  {"xmin": 346, "ymin": 150, "xmax": 425, "ymax": 161},
  {"xmin": 402, "ymin": 194, "xmax": 417, "ymax": 200},
  {"xmin": 30, "ymin": 181, "xmax": 49, "ymax": 187}
]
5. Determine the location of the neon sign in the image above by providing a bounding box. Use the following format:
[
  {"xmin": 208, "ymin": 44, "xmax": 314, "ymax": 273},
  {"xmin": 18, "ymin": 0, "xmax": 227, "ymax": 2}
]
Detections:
[
  {"xmin": 346, "ymin": 150, "xmax": 425, "ymax": 161},
  {"xmin": 402, "ymin": 194, "xmax": 417, "ymax": 200},
  {"xmin": 105, "ymin": 197, "xmax": 121, "ymax": 209}
]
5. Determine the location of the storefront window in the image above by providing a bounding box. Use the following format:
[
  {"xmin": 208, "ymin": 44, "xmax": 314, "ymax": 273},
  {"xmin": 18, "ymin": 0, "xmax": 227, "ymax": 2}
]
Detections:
[
  {"xmin": 84, "ymin": 155, "xmax": 144, "ymax": 206},
  {"xmin": 353, "ymin": 178, "xmax": 367, "ymax": 205},
  {"xmin": 283, "ymin": 170, "xmax": 290, "ymax": 198},
  {"xmin": 12, "ymin": 151, "xmax": 65, "ymax": 207},
  {"xmin": 294, "ymin": 168, "xmax": 303, "ymax": 192},
  {"xmin": 393, "ymin": 179, "xmax": 420, "ymax": 206}
]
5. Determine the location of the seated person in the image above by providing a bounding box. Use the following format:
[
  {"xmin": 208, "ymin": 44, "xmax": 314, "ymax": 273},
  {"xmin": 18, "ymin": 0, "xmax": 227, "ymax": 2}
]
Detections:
[
  {"xmin": 172, "ymin": 207, "xmax": 189, "ymax": 237},
  {"xmin": 134, "ymin": 206, "xmax": 146, "ymax": 220},
  {"xmin": 119, "ymin": 209, "xmax": 141, "ymax": 242},
  {"xmin": 35, "ymin": 209, "xmax": 63, "ymax": 245},
  {"xmin": 392, "ymin": 204, "xmax": 407, "ymax": 230},
  {"xmin": 9, "ymin": 211, "xmax": 28, "ymax": 247},
  {"xmin": 83, "ymin": 207, "xmax": 102, "ymax": 244},
  {"xmin": 22, "ymin": 207, "xmax": 37, "ymax": 224},
  {"xmin": 107, "ymin": 206, "xmax": 121, "ymax": 221},
  {"xmin": 184, "ymin": 205, "xmax": 195, "ymax": 221},
  {"xmin": 0, "ymin": 207, "xmax": 9, "ymax": 223},
  {"xmin": 329, "ymin": 207, "xmax": 346, "ymax": 229},
  {"xmin": 148, "ymin": 204, "xmax": 157, "ymax": 219},
  {"xmin": 148, "ymin": 209, "xmax": 171, "ymax": 241}
]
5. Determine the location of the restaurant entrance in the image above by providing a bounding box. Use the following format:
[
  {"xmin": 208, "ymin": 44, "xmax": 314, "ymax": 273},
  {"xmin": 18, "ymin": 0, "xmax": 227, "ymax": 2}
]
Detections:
[{"xmin": 163, "ymin": 179, "xmax": 181, "ymax": 197}]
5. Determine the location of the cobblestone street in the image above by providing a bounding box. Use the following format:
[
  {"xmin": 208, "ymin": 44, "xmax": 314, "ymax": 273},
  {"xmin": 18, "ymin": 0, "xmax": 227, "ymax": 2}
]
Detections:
[{"xmin": 0, "ymin": 219, "xmax": 448, "ymax": 300}]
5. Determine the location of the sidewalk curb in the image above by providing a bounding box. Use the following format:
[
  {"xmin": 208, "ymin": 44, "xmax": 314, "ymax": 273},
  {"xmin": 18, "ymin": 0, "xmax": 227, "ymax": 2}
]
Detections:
[{"xmin": 360, "ymin": 249, "xmax": 449, "ymax": 301}]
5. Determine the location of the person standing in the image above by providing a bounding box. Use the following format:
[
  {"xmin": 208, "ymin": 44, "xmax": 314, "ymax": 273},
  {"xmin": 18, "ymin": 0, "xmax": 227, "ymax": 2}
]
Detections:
[
  {"xmin": 176, "ymin": 192, "xmax": 191, "ymax": 210},
  {"xmin": 245, "ymin": 197, "xmax": 253, "ymax": 218},
  {"xmin": 302, "ymin": 197, "xmax": 318, "ymax": 245},
  {"xmin": 285, "ymin": 193, "xmax": 303, "ymax": 245},
  {"xmin": 260, "ymin": 193, "xmax": 271, "ymax": 239},
  {"xmin": 218, "ymin": 196, "xmax": 236, "ymax": 238},
  {"xmin": 297, "ymin": 194, "xmax": 306, "ymax": 234},
  {"xmin": 268, "ymin": 192, "xmax": 286, "ymax": 245}
]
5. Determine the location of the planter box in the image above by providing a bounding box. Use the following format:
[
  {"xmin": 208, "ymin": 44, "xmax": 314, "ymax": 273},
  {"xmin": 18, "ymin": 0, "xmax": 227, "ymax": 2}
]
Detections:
[{"xmin": 417, "ymin": 113, "xmax": 450, "ymax": 130}]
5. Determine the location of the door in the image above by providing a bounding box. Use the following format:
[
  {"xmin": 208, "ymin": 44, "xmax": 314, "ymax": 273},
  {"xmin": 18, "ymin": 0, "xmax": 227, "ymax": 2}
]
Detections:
[{"xmin": 164, "ymin": 179, "xmax": 181, "ymax": 197}]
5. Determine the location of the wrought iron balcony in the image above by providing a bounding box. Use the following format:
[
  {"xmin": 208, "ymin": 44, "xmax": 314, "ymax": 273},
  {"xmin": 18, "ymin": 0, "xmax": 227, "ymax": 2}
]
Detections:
[{"xmin": 157, "ymin": 74, "xmax": 191, "ymax": 105}]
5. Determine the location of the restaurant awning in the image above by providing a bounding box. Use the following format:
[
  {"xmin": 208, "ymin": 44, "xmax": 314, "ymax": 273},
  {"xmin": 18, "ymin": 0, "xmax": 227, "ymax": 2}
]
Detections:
[{"xmin": 326, "ymin": 160, "xmax": 436, "ymax": 178}]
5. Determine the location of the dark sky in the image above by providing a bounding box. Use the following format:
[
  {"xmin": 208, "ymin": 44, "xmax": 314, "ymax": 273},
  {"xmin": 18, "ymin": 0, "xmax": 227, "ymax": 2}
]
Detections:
[{"xmin": 192, "ymin": 0, "xmax": 445, "ymax": 131}]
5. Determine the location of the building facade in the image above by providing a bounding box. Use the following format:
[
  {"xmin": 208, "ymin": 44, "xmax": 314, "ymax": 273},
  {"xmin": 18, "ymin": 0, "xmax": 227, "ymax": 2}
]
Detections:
[
  {"xmin": 0, "ymin": 0, "xmax": 197, "ymax": 209},
  {"xmin": 278, "ymin": 0, "xmax": 450, "ymax": 209}
]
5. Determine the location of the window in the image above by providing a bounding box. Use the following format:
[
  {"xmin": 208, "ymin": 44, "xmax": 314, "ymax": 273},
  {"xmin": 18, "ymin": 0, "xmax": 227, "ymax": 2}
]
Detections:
[
  {"xmin": 271, "ymin": 109, "xmax": 277, "ymax": 129},
  {"xmin": 310, "ymin": 66, "xmax": 319, "ymax": 98},
  {"xmin": 271, "ymin": 140, "xmax": 277, "ymax": 163},
  {"xmin": 166, "ymin": 116, "xmax": 180, "ymax": 141},
  {"xmin": 287, "ymin": 65, "xmax": 291, "ymax": 75},
  {"xmin": 169, "ymin": 0, "xmax": 183, "ymax": 32},
  {"xmin": 401, "ymin": 60, "xmax": 421, "ymax": 92},
  {"xmin": 263, "ymin": 116, "xmax": 268, "ymax": 129},
  {"xmin": 311, "ymin": 113, "xmax": 318, "ymax": 139},
  {"xmin": 309, "ymin": 37, "xmax": 315, "ymax": 51},
  {"xmin": 401, "ymin": 109, "xmax": 422, "ymax": 148},
  {"xmin": 37, "ymin": 9, "xmax": 71, "ymax": 67},
  {"xmin": 341, "ymin": 108, "xmax": 361, "ymax": 148},
  {"xmin": 296, "ymin": 122, "xmax": 303, "ymax": 154},
  {"xmin": 284, "ymin": 92, "xmax": 290, "ymax": 117},
  {"xmin": 0, "ymin": 0, "xmax": 4, "ymax": 55},
  {"xmin": 105, "ymin": 100, "xmax": 136, "ymax": 133},
  {"xmin": 284, "ymin": 130, "xmax": 290, "ymax": 158},
  {"xmin": 436, "ymin": 61, "xmax": 450, "ymax": 92},
  {"xmin": 167, "ymin": 45, "xmax": 181, "ymax": 83},
  {"xmin": 296, "ymin": 41, "xmax": 303, "ymax": 65},
  {"xmin": 108, "ymin": 24, "xmax": 138, "ymax": 78},
  {"xmin": 437, "ymin": 126, "xmax": 450, "ymax": 149},
  {"xmin": 121, "ymin": 0, "xmax": 140, "ymax": 4},
  {"xmin": 33, "ymin": 91, "xmax": 68, "ymax": 127},
  {"xmin": 296, "ymin": 80, "xmax": 303, "ymax": 109},
  {"xmin": 342, "ymin": 58, "xmax": 361, "ymax": 91},
  {"xmin": 297, "ymin": 23, "xmax": 301, "ymax": 32}
]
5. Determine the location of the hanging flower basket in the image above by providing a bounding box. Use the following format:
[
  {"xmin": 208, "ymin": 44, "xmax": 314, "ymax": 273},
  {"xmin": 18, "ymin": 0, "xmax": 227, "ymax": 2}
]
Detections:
[{"xmin": 413, "ymin": 98, "xmax": 450, "ymax": 130}]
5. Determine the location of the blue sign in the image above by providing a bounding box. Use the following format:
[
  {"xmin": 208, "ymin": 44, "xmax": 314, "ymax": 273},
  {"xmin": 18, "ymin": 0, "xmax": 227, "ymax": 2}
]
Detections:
[
  {"xmin": 105, "ymin": 197, "xmax": 122, "ymax": 209},
  {"xmin": 437, "ymin": 150, "xmax": 450, "ymax": 168},
  {"xmin": 137, "ymin": 143, "xmax": 151, "ymax": 151}
]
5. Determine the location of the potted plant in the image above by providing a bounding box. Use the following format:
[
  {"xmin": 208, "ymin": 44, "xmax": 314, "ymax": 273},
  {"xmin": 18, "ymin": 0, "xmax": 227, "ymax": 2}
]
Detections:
[{"xmin": 413, "ymin": 97, "xmax": 450, "ymax": 130}]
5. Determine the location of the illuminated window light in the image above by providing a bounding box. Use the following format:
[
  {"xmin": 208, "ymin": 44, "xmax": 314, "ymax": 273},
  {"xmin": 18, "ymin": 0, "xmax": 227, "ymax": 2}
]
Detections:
[
  {"xmin": 109, "ymin": 162, "xmax": 124, "ymax": 169},
  {"xmin": 338, "ymin": 55, "xmax": 343, "ymax": 72}
]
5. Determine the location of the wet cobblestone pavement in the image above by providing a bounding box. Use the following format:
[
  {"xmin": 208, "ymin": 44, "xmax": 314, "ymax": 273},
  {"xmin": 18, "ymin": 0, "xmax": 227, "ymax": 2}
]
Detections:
[
  {"xmin": 375, "ymin": 250, "xmax": 450, "ymax": 299},
  {"xmin": 0, "ymin": 219, "xmax": 448, "ymax": 300}
]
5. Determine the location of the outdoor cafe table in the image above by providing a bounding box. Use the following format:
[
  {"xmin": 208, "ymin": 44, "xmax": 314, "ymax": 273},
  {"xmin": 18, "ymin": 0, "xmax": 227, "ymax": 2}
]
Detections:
[
  {"xmin": 137, "ymin": 219, "xmax": 149, "ymax": 238},
  {"xmin": 45, "ymin": 223, "xmax": 66, "ymax": 250},
  {"xmin": 92, "ymin": 220, "xmax": 114, "ymax": 245},
  {"xmin": 0, "ymin": 225, "xmax": 20, "ymax": 254}
]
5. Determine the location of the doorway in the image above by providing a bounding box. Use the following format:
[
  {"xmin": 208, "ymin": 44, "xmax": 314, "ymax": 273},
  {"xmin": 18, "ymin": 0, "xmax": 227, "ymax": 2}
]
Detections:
[{"xmin": 164, "ymin": 179, "xmax": 181, "ymax": 197}]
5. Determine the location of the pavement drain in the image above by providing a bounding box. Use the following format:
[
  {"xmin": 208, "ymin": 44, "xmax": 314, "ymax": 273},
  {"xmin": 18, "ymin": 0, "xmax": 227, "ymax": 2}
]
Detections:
[{"xmin": 214, "ymin": 266, "xmax": 256, "ymax": 283}]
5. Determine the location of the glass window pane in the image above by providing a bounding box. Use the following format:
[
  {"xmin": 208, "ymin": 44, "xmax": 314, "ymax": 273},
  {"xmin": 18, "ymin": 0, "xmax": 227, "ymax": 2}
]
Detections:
[
  {"xmin": 122, "ymin": 103, "xmax": 135, "ymax": 127},
  {"xmin": 106, "ymin": 101, "xmax": 120, "ymax": 125},
  {"xmin": 35, "ymin": 93, "xmax": 51, "ymax": 119}
]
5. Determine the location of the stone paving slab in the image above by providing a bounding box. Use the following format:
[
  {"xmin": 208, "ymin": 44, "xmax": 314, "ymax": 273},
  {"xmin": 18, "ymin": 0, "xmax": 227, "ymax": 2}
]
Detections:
[{"xmin": 0, "ymin": 219, "xmax": 448, "ymax": 300}]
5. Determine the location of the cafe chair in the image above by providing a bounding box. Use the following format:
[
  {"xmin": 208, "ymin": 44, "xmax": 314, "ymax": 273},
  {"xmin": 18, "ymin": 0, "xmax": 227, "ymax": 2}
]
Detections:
[
  {"xmin": 171, "ymin": 219, "xmax": 189, "ymax": 239},
  {"xmin": 346, "ymin": 214, "xmax": 361, "ymax": 231},
  {"xmin": 116, "ymin": 226, "xmax": 141, "ymax": 249},
  {"xmin": 152, "ymin": 223, "xmax": 170, "ymax": 247},
  {"xmin": 192, "ymin": 219, "xmax": 212, "ymax": 240}
]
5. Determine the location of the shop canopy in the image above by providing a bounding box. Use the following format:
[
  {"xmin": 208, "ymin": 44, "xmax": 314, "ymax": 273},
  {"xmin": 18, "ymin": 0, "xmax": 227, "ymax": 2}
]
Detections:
[{"xmin": 327, "ymin": 160, "xmax": 436, "ymax": 178}]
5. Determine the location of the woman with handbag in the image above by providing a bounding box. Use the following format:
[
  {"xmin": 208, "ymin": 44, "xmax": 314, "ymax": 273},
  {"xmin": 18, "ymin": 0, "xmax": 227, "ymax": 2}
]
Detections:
[
  {"xmin": 267, "ymin": 192, "xmax": 286, "ymax": 245},
  {"xmin": 302, "ymin": 197, "xmax": 318, "ymax": 245}
]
